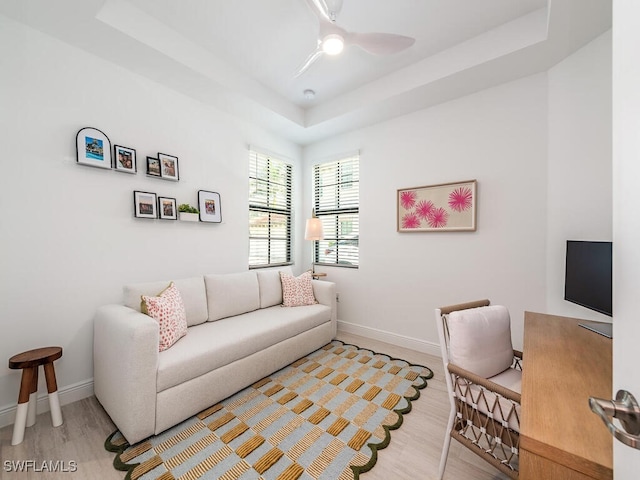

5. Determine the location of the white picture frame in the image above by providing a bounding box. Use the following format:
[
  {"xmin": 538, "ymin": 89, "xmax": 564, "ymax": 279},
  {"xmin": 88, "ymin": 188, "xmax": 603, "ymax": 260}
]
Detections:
[
  {"xmin": 158, "ymin": 153, "xmax": 179, "ymax": 181},
  {"xmin": 198, "ymin": 190, "xmax": 222, "ymax": 223},
  {"xmin": 158, "ymin": 196, "xmax": 177, "ymax": 220},
  {"xmin": 76, "ymin": 127, "xmax": 112, "ymax": 169},
  {"xmin": 133, "ymin": 191, "xmax": 157, "ymax": 219},
  {"xmin": 114, "ymin": 145, "xmax": 136, "ymax": 174}
]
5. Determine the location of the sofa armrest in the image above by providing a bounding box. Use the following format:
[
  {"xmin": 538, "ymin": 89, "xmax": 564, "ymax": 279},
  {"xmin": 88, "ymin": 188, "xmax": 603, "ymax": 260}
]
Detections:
[
  {"xmin": 93, "ymin": 304, "xmax": 159, "ymax": 444},
  {"xmin": 312, "ymin": 280, "xmax": 337, "ymax": 336}
]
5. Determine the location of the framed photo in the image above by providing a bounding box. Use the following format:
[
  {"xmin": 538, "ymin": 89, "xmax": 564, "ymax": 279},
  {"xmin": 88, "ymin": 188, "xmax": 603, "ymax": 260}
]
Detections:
[
  {"xmin": 158, "ymin": 196, "xmax": 177, "ymax": 220},
  {"xmin": 133, "ymin": 191, "xmax": 157, "ymax": 219},
  {"xmin": 397, "ymin": 180, "xmax": 477, "ymax": 232},
  {"xmin": 198, "ymin": 190, "xmax": 222, "ymax": 223},
  {"xmin": 146, "ymin": 157, "xmax": 161, "ymax": 177},
  {"xmin": 158, "ymin": 153, "xmax": 179, "ymax": 181},
  {"xmin": 113, "ymin": 145, "xmax": 136, "ymax": 173},
  {"xmin": 76, "ymin": 127, "xmax": 111, "ymax": 169}
]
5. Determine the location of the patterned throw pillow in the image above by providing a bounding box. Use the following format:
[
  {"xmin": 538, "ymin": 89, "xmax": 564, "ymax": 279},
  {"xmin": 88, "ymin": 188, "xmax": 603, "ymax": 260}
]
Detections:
[
  {"xmin": 280, "ymin": 271, "xmax": 317, "ymax": 307},
  {"xmin": 141, "ymin": 282, "xmax": 188, "ymax": 351}
]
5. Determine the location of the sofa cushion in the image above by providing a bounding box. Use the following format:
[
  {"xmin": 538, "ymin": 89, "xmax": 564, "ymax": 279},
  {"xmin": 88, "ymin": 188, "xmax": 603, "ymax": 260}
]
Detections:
[
  {"xmin": 123, "ymin": 276, "xmax": 208, "ymax": 327},
  {"xmin": 156, "ymin": 303, "xmax": 331, "ymax": 392},
  {"xmin": 256, "ymin": 267, "xmax": 293, "ymax": 308},
  {"xmin": 141, "ymin": 282, "xmax": 188, "ymax": 351},
  {"xmin": 204, "ymin": 271, "xmax": 260, "ymax": 321},
  {"xmin": 448, "ymin": 305, "xmax": 514, "ymax": 378},
  {"xmin": 280, "ymin": 271, "xmax": 317, "ymax": 307}
]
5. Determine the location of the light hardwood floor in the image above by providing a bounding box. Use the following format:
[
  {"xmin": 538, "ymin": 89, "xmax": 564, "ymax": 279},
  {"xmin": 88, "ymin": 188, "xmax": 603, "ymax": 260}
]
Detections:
[{"xmin": 0, "ymin": 332, "xmax": 509, "ymax": 479}]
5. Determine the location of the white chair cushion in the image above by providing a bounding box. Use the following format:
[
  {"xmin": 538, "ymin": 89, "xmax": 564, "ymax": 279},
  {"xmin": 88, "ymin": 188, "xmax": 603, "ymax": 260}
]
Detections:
[
  {"xmin": 448, "ymin": 305, "xmax": 514, "ymax": 378},
  {"xmin": 489, "ymin": 366, "xmax": 522, "ymax": 394},
  {"xmin": 204, "ymin": 271, "xmax": 260, "ymax": 321}
]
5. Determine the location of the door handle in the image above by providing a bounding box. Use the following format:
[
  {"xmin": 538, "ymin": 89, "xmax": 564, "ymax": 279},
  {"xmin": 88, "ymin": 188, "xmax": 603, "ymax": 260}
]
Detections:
[{"xmin": 590, "ymin": 389, "xmax": 640, "ymax": 449}]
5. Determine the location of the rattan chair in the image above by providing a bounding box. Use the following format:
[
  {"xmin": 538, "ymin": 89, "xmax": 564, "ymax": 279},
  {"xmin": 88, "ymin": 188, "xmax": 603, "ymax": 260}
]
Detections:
[{"xmin": 435, "ymin": 299, "xmax": 523, "ymax": 479}]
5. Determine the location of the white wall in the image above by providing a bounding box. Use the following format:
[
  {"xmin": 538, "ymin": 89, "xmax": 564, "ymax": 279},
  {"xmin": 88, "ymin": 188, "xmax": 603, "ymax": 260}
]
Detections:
[
  {"xmin": 546, "ymin": 31, "xmax": 613, "ymax": 321},
  {"xmin": 0, "ymin": 15, "xmax": 301, "ymax": 421},
  {"xmin": 304, "ymin": 74, "xmax": 549, "ymax": 354}
]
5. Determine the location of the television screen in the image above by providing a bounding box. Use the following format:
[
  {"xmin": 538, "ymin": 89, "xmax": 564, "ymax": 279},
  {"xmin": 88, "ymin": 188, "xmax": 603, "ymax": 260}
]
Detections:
[{"xmin": 564, "ymin": 240, "xmax": 612, "ymax": 316}]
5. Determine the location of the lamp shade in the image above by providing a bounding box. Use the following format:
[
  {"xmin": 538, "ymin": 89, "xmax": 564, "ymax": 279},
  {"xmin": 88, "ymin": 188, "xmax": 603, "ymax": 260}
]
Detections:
[{"xmin": 305, "ymin": 217, "xmax": 324, "ymax": 241}]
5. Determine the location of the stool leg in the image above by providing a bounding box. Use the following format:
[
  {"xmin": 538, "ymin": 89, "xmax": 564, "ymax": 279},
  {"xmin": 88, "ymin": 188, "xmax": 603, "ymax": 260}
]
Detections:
[
  {"xmin": 12, "ymin": 367, "xmax": 35, "ymax": 445},
  {"xmin": 26, "ymin": 366, "xmax": 38, "ymax": 427},
  {"xmin": 44, "ymin": 362, "xmax": 62, "ymax": 427}
]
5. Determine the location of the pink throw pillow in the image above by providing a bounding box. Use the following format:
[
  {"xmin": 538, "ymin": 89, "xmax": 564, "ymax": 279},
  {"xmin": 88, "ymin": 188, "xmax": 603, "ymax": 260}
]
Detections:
[
  {"xmin": 280, "ymin": 271, "xmax": 317, "ymax": 307},
  {"xmin": 141, "ymin": 282, "xmax": 188, "ymax": 351}
]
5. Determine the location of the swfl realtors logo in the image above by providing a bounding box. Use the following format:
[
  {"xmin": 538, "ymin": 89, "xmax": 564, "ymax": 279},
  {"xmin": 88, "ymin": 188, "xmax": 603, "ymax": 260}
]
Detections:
[{"xmin": 3, "ymin": 460, "xmax": 78, "ymax": 473}]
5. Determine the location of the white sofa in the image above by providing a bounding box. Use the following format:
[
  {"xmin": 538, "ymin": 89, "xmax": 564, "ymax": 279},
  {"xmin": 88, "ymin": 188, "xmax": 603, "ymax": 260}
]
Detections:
[{"xmin": 93, "ymin": 269, "xmax": 336, "ymax": 444}]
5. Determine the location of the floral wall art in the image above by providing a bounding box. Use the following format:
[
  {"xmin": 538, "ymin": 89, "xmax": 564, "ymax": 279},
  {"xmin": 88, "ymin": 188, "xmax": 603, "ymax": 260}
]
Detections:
[{"xmin": 397, "ymin": 180, "xmax": 477, "ymax": 232}]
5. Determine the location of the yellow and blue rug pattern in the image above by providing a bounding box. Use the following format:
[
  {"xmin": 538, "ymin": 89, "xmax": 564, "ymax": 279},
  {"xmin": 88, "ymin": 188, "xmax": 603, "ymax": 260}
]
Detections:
[{"xmin": 105, "ymin": 341, "xmax": 433, "ymax": 480}]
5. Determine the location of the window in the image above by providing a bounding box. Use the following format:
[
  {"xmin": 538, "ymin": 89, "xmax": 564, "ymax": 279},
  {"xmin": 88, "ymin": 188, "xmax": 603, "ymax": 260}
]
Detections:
[
  {"xmin": 249, "ymin": 150, "xmax": 292, "ymax": 268},
  {"xmin": 313, "ymin": 154, "xmax": 359, "ymax": 267}
]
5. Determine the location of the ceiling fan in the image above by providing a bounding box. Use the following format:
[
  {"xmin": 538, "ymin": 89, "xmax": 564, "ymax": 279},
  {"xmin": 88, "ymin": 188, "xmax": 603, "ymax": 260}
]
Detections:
[{"xmin": 295, "ymin": 0, "xmax": 416, "ymax": 77}]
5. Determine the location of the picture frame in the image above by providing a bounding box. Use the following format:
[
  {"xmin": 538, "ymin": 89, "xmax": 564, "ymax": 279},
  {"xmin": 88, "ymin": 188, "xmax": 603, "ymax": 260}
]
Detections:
[
  {"xmin": 76, "ymin": 127, "xmax": 111, "ymax": 169},
  {"xmin": 133, "ymin": 191, "xmax": 157, "ymax": 219},
  {"xmin": 146, "ymin": 157, "xmax": 161, "ymax": 177},
  {"xmin": 158, "ymin": 153, "xmax": 179, "ymax": 181},
  {"xmin": 397, "ymin": 180, "xmax": 477, "ymax": 232},
  {"xmin": 113, "ymin": 145, "xmax": 136, "ymax": 173},
  {"xmin": 198, "ymin": 190, "xmax": 222, "ymax": 223},
  {"xmin": 158, "ymin": 196, "xmax": 178, "ymax": 220}
]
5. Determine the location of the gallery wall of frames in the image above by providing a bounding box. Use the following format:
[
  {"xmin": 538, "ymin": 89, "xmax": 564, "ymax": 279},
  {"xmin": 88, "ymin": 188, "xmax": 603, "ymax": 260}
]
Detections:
[{"xmin": 75, "ymin": 127, "xmax": 222, "ymax": 223}]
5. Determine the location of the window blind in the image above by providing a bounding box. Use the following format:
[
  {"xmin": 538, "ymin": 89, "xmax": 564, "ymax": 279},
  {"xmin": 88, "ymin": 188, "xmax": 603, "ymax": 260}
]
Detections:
[
  {"xmin": 313, "ymin": 155, "xmax": 359, "ymax": 267},
  {"xmin": 249, "ymin": 150, "xmax": 292, "ymax": 268}
]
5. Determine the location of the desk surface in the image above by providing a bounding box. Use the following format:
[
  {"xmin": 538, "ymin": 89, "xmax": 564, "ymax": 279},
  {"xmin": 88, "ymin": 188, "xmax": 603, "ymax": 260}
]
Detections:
[{"xmin": 521, "ymin": 311, "xmax": 613, "ymax": 479}]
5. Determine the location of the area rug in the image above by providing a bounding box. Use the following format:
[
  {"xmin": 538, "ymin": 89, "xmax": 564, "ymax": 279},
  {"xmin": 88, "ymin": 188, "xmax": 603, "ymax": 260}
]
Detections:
[{"xmin": 105, "ymin": 340, "xmax": 433, "ymax": 480}]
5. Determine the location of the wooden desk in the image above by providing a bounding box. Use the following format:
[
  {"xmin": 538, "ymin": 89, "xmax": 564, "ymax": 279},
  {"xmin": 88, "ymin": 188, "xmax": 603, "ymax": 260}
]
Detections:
[{"xmin": 520, "ymin": 312, "xmax": 613, "ymax": 479}]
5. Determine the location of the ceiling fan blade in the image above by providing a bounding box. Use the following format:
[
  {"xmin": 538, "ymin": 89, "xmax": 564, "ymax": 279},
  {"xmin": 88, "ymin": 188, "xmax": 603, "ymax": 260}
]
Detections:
[
  {"xmin": 324, "ymin": 0, "xmax": 343, "ymax": 21},
  {"xmin": 348, "ymin": 32, "xmax": 415, "ymax": 55},
  {"xmin": 304, "ymin": 0, "xmax": 331, "ymax": 22},
  {"xmin": 294, "ymin": 46, "xmax": 324, "ymax": 77}
]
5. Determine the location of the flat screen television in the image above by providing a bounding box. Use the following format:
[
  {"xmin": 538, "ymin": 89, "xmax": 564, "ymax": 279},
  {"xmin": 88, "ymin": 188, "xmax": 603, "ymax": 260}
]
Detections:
[{"xmin": 564, "ymin": 240, "xmax": 612, "ymax": 317}]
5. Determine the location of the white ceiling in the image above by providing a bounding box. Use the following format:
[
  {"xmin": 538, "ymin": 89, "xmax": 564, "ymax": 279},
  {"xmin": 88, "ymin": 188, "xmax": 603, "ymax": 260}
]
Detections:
[{"xmin": 1, "ymin": 0, "xmax": 611, "ymax": 145}]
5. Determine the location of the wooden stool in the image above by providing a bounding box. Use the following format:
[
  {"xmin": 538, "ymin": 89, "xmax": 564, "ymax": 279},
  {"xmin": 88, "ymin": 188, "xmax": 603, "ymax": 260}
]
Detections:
[{"xmin": 8, "ymin": 347, "xmax": 63, "ymax": 445}]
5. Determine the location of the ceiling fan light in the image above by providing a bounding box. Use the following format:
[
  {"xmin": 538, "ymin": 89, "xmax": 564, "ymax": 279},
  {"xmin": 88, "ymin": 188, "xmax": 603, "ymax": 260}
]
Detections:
[{"xmin": 322, "ymin": 34, "xmax": 344, "ymax": 55}]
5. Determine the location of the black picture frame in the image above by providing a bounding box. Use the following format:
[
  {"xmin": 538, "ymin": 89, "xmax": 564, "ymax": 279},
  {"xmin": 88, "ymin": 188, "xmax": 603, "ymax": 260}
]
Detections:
[
  {"xmin": 76, "ymin": 127, "xmax": 111, "ymax": 169},
  {"xmin": 158, "ymin": 153, "xmax": 179, "ymax": 181},
  {"xmin": 113, "ymin": 145, "xmax": 136, "ymax": 174},
  {"xmin": 158, "ymin": 197, "xmax": 178, "ymax": 220},
  {"xmin": 198, "ymin": 190, "xmax": 222, "ymax": 223},
  {"xmin": 146, "ymin": 157, "xmax": 161, "ymax": 177},
  {"xmin": 133, "ymin": 191, "xmax": 157, "ymax": 219}
]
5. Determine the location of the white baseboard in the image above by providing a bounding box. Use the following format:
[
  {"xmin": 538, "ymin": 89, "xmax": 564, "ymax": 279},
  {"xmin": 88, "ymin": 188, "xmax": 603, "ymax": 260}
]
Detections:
[
  {"xmin": 0, "ymin": 379, "xmax": 94, "ymax": 429},
  {"xmin": 337, "ymin": 320, "xmax": 441, "ymax": 358}
]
